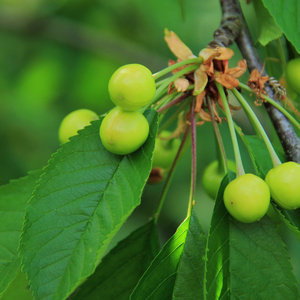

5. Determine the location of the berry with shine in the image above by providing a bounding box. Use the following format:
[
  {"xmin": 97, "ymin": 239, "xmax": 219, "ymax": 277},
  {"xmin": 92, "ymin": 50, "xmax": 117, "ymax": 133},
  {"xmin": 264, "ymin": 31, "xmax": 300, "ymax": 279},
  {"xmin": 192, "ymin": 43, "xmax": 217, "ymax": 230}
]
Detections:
[
  {"xmin": 108, "ymin": 64, "xmax": 156, "ymax": 111},
  {"xmin": 224, "ymin": 173, "xmax": 270, "ymax": 223},
  {"xmin": 100, "ymin": 106, "xmax": 149, "ymax": 155},
  {"xmin": 58, "ymin": 109, "xmax": 98, "ymax": 144},
  {"xmin": 265, "ymin": 162, "xmax": 300, "ymax": 210}
]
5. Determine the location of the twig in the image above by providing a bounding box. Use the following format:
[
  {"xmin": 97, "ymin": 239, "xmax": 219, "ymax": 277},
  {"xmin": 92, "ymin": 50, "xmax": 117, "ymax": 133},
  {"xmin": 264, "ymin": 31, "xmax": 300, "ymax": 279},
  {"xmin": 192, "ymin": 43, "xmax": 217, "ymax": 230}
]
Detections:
[{"xmin": 208, "ymin": 0, "xmax": 300, "ymax": 163}]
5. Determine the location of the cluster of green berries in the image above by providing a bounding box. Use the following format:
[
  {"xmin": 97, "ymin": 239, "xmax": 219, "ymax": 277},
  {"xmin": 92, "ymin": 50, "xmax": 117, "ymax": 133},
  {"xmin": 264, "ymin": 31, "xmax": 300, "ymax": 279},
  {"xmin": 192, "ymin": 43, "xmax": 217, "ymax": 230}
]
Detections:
[
  {"xmin": 202, "ymin": 160, "xmax": 300, "ymax": 223},
  {"xmin": 226, "ymin": 163, "xmax": 300, "ymax": 223},
  {"xmin": 100, "ymin": 64, "xmax": 156, "ymax": 155}
]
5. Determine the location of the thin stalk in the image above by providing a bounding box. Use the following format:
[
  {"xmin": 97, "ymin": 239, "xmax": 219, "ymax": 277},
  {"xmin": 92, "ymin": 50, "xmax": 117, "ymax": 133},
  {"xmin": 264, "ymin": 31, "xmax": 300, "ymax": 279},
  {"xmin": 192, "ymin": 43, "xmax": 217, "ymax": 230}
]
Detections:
[
  {"xmin": 276, "ymin": 38, "xmax": 287, "ymax": 72},
  {"xmin": 157, "ymin": 91, "xmax": 192, "ymax": 113},
  {"xmin": 216, "ymin": 83, "xmax": 245, "ymax": 177},
  {"xmin": 153, "ymin": 127, "xmax": 190, "ymax": 224},
  {"xmin": 207, "ymin": 97, "xmax": 227, "ymax": 174},
  {"xmin": 187, "ymin": 100, "xmax": 197, "ymax": 217},
  {"xmin": 239, "ymin": 82, "xmax": 300, "ymax": 131},
  {"xmin": 155, "ymin": 92, "xmax": 179, "ymax": 111},
  {"xmin": 149, "ymin": 64, "xmax": 200, "ymax": 108},
  {"xmin": 158, "ymin": 100, "xmax": 190, "ymax": 134},
  {"xmin": 153, "ymin": 57, "xmax": 203, "ymax": 80},
  {"xmin": 232, "ymin": 88, "xmax": 282, "ymax": 167},
  {"xmin": 155, "ymin": 77, "xmax": 169, "ymax": 88}
]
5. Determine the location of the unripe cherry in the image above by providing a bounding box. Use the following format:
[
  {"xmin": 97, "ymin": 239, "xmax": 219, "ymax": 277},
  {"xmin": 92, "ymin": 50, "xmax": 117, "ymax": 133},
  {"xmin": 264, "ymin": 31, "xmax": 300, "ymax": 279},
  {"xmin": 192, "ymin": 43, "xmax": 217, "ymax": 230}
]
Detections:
[
  {"xmin": 108, "ymin": 64, "xmax": 156, "ymax": 111},
  {"xmin": 224, "ymin": 173, "xmax": 270, "ymax": 223},
  {"xmin": 265, "ymin": 161, "xmax": 300, "ymax": 210},
  {"xmin": 58, "ymin": 109, "xmax": 98, "ymax": 144},
  {"xmin": 99, "ymin": 106, "xmax": 149, "ymax": 155},
  {"xmin": 202, "ymin": 160, "xmax": 236, "ymax": 199}
]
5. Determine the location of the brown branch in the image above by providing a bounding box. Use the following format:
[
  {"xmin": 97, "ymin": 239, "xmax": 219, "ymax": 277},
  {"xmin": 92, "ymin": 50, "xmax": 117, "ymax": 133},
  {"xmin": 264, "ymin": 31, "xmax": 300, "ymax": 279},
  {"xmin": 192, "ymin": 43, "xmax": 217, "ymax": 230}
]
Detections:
[{"xmin": 208, "ymin": 0, "xmax": 300, "ymax": 163}]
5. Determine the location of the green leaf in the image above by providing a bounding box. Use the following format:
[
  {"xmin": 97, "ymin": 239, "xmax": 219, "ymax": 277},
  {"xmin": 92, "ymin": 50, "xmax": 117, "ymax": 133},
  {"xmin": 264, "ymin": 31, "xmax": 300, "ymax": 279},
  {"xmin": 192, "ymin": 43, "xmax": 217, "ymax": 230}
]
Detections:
[
  {"xmin": 262, "ymin": 0, "xmax": 300, "ymax": 53},
  {"xmin": 172, "ymin": 211, "xmax": 206, "ymax": 299},
  {"xmin": 204, "ymin": 174, "xmax": 231, "ymax": 300},
  {"xmin": 276, "ymin": 207, "xmax": 300, "ymax": 242},
  {"xmin": 1, "ymin": 270, "xmax": 33, "ymax": 300},
  {"xmin": 72, "ymin": 221, "xmax": 160, "ymax": 300},
  {"xmin": 239, "ymin": 134, "xmax": 273, "ymax": 178},
  {"xmin": 205, "ymin": 173, "xmax": 300, "ymax": 299},
  {"xmin": 252, "ymin": 0, "xmax": 282, "ymax": 46},
  {"xmin": 130, "ymin": 209, "xmax": 206, "ymax": 299},
  {"xmin": 0, "ymin": 170, "xmax": 42, "ymax": 296},
  {"xmin": 230, "ymin": 217, "xmax": 300, "ymax": 299},
  {"xmin": 19, "ymin": 110, "xmax": 158, "ymax": 300}
]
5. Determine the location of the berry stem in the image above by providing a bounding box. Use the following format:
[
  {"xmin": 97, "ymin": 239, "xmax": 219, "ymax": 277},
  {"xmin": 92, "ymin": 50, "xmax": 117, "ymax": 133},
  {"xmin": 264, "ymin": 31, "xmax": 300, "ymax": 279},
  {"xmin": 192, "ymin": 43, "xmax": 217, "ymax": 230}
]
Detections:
[
  {"xmin": 207, "ymin": 97, "xmax": 228, "ymax": 174},
  {"xmin": 153, "ymin": 127, "xmax": 190, "ymax": 224},
  {"xmin": 153, "ymin": 57, "xmax": 203, "ymax": 80},
  {"xmin": 157, "ymin": 91, "xmax": 192, "ymax": 113},
  {"xmin": 149, "ymin": 64, "xmax": 200, "ymax": 107},
  {"xmin": 158, "ymin": 101, "xmax": 189, "ymax": 133},
  {"xmin": 154, "ymin": 92, "xmax": 179, "ymax": 111},
  {"xmin": 187, "ymin": 99, "xmax": 197, "ymax": 217},
  {"xmin": 232, "ymin": 88, "xmax": 282, "ymax": 167},
  {"xmin": 276, "ymin": 38, "xmax": 287, "ymax": 73},
  {"xmin": 155, "ymin": 77, "xmax": 169, "ymax": 88},
  {"xmin": 216, "ymin": 83, "xmax": 245, "ymax": 177},
  {"xmin": 239, "ymin": 82, "xmax": 300, "ymax": 131}
]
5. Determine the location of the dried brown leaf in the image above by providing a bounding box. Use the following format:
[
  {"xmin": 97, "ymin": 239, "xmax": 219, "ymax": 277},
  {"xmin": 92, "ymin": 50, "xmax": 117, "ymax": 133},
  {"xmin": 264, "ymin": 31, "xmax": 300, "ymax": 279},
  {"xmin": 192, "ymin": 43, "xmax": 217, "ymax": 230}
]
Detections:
[
  {"xmin": 195, "ymin": 91, "xmax": 206, "ymax": 113},
  {"xmin": 174, "ymin": 78, "xmax": 190, "ymax": 92},
  {"xmin": 215, "ymin": 47, "xmax": 234, "ymax": 60},
  {"xmin": 199, "ymin": 48, "xmax": 220, "ymax": 62},
  {"xmin": 227, "ymin": 59, "xmax": 247, "ymax": 78},
  {"xmin": 194, "ymin": 66, "xmax": 208, "ymax": 95},
  {"xmin": 215, "ymin": 74, "xmax": 240, "ymax": 89},
  {"xmin": 164, "ymin": 29, "xmax": 195, "ymax": 60}
]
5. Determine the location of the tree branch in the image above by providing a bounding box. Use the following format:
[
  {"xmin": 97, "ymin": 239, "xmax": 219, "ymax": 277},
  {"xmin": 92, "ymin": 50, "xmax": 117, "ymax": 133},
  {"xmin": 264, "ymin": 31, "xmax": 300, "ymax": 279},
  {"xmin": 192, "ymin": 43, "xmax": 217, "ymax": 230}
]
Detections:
[{"xmin": 208, "ymin": 0, "xmax": 300, "ymax": 163}]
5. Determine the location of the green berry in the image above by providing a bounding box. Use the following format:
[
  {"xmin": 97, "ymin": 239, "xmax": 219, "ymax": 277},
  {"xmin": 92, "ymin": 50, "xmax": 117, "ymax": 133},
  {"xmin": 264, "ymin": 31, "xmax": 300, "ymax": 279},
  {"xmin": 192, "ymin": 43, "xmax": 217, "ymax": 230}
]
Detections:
[
  {"xmin": 108, "ymin": 64, "xmax": 156, "ymax": 111},
  {"xmin": 100, "ymin": 106, "xmax": 149, "ymax": 155},
  {"xmin": 58, "ymin": 109, "xmax": 98, "ymax": 144},
  {"xmin": 224, "ymin": 173, "xmax": 270, "ymax": 223},
  {"xmin": 265, "ymin": 162, "xmax": 300, "ymax": 210},
  {"xmin": 152, "ymin": 131, "xmax": 181, "ymax": 170},
  {"xmin": 202, "ymin": 160, "xmax": 236, "ymax": 199},
  {"xmin": 286, "ymin": 58, "xmax": 300, "ymax": 95}
]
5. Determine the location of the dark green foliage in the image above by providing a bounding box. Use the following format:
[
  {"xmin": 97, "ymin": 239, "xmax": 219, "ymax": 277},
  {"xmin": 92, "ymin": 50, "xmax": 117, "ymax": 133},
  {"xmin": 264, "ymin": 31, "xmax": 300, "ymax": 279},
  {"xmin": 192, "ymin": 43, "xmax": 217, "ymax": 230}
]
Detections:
[
  {"xmin": 19, "ymin": 111, "xmax": 158, "ymax": 300},
  {"xmin": 131, "ymin": 210, "xmax": 207, "ymax": 299},
  {"xmin": 72, "ymin": 221, "xmax": 160, "ymax": 300},
  {"xmin": 0, "ymin": 170, "xmax": 42, "ymax": 296}
]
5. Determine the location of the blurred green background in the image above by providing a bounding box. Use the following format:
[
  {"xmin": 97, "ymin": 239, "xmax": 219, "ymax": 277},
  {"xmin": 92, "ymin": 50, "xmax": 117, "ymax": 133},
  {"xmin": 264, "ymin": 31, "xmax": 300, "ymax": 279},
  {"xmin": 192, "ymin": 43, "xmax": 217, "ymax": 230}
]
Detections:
[{"xmin": 0, "ymin": 0, "xmax": 299, "ymax": 280}]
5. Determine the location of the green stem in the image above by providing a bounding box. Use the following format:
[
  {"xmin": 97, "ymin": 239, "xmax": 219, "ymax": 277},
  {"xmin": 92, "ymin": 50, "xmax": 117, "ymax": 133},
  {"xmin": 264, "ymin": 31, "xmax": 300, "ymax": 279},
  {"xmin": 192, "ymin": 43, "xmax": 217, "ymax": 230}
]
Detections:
[
  {"xmin": 155, "ymin": 77, "xmax": 169, "ymax": 88},
  {"xmin": 187, "ymin": 100, "xmax": 197, "ymax": 218},
  {"xmin": 155, "ymin": 92, "xmax": 179, "ymax": 111},
  {"xmin": 153, "ymin": 57, "xmax": 203, "ymax": 80},
  {"xmin": 158, "ymin": 101, "xmax": 190, "ymax": 133},
  {"xmin": 232, "ymin": 88, "xmax": 282, "ymax": 167},
  {"xmin": 153, "ymin": 127, "xmax": 190, "ymax": 224},
  {"xmin": 276, "ymin": 38, "xmax": 287, "ymax": 73},
  {"xmin": 239, "ymin": 82, "xmax": 300, "ymax": 131},
  {"xmin": 216, "ymin": 83, "xmax": 245, "ymax": 177},
  {"xmin": 207, "ymin": 97, "xmax": 227, "ymax": 174},
  {"xmin": 150, "ymin": 64, "xmax": 200, "ymax": 107}
]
